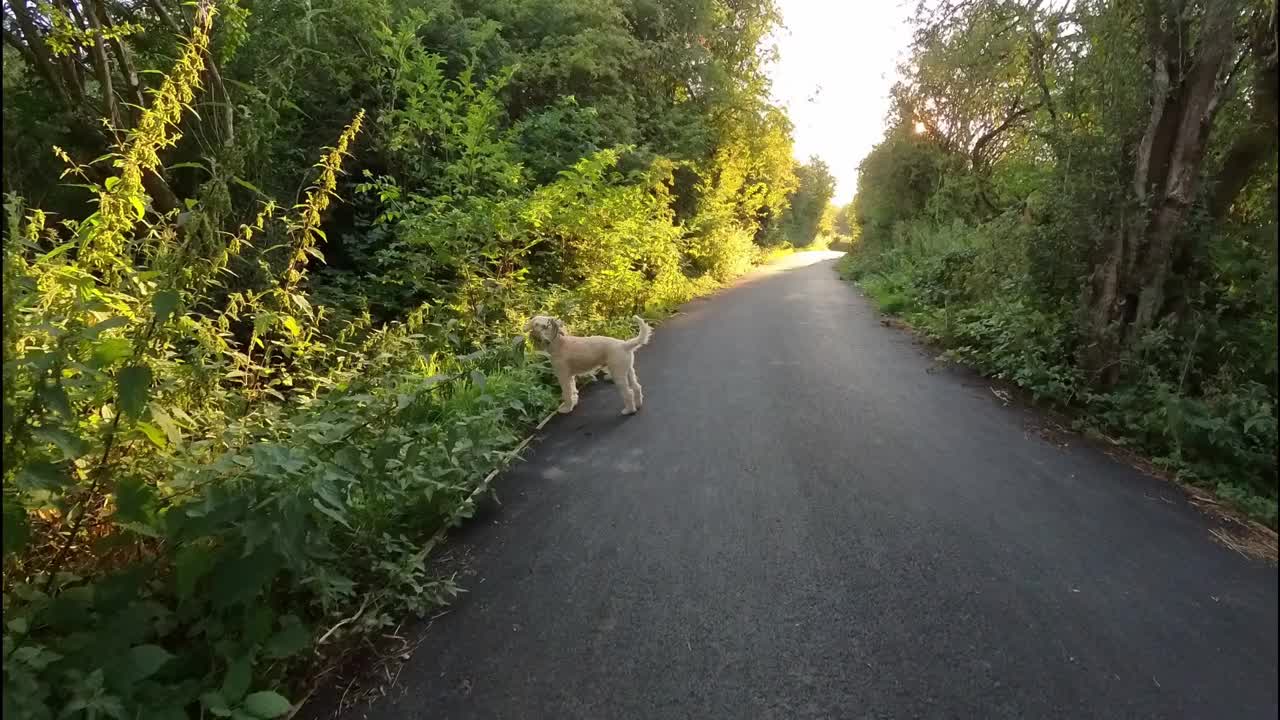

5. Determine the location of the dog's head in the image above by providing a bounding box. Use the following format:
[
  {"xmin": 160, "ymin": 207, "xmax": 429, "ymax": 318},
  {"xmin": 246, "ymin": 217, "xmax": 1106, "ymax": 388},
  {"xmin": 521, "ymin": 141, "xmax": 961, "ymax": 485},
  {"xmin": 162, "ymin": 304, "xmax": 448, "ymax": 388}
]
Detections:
[{"xmin": 523, "ymin": 315, "xmax": 564, "ymax": 346}]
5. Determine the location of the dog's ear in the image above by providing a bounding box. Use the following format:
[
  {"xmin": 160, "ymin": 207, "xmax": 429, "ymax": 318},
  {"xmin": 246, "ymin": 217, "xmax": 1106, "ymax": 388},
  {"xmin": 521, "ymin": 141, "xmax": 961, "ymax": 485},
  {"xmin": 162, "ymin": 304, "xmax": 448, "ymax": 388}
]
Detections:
[
  {"xmin": 522, "ymin": 318, "xmax": 534, "ymax": 334},
  {"xmin": 551, "ymin": 318, "xmax": 565, "ymax": 337}
]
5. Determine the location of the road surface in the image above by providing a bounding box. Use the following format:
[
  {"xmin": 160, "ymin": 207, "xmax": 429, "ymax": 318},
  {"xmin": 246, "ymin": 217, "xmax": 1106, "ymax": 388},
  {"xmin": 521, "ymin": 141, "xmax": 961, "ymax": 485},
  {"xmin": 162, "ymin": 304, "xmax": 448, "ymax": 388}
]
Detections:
[{"xmin": 338, "ymin": 252, "xmax": 1277, "ymax": 719}]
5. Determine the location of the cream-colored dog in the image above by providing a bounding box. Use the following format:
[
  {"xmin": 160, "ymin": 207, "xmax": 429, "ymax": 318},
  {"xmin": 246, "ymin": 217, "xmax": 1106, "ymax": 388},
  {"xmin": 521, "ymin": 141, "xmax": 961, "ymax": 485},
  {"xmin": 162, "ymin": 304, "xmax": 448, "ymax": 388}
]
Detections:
[{"xmin": 524, "ymin": 315, "xmax": 652, "ymax": 415}]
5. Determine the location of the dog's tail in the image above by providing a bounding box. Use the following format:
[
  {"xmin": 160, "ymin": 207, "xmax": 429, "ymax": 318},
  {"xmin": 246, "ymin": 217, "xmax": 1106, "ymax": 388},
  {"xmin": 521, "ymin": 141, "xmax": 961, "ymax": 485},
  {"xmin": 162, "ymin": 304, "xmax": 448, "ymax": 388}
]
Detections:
[{"xmin": 623, "ymin": 315, "xmax": 652, "ymax": 350}]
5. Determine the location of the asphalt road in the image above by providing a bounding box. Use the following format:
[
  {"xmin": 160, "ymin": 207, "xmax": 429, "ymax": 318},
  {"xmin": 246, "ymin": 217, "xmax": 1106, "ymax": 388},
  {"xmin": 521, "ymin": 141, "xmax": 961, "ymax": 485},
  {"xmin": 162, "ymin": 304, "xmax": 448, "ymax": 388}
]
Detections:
[{"xmin": 340, "ymin": 252, "xmax": 1277, "ymax": 719}]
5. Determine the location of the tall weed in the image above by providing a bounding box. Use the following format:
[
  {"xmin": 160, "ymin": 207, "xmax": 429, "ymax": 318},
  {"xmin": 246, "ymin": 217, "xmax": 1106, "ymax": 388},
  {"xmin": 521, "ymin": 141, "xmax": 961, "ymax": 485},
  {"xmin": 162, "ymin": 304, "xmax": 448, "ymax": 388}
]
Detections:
[{"xmin": 2, "ymin": 7, "xmax": 800, "ymax": 718}]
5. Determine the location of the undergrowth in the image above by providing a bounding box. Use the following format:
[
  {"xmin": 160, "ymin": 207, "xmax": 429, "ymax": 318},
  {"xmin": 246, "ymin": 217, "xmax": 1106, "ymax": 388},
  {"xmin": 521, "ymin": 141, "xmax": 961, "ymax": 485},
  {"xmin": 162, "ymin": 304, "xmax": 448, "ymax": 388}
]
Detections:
[{"xmin": 0, "ymin": 4, "xmax": 795, "ymax": 718}]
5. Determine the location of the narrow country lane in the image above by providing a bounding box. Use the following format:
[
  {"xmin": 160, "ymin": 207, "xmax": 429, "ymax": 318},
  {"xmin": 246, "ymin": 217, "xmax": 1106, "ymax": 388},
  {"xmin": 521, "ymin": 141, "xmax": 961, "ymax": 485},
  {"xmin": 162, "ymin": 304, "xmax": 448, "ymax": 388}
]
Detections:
[{"xmin": 332, "ymin": 252, "xmax": 1277, "ymax": 719}]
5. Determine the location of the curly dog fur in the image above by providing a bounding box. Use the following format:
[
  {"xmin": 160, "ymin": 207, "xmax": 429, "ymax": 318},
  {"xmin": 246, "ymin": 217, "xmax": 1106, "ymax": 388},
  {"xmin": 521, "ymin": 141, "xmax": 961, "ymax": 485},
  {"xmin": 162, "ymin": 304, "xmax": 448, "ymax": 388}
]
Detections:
[{"xmin": 524, "ymin": 315, "xmax": 652, "ymax": 415}]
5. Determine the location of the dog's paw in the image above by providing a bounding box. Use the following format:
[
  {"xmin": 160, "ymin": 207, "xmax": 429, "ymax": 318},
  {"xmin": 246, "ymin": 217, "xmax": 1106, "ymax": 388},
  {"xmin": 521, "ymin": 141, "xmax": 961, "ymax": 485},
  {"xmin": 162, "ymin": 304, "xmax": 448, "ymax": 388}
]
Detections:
[
  {"xmin": 558, "ymin": 403, "xmax": 575, "ymax": 414},
  {"xmin": 621, "ymin": 407, "xmax": 637, "ymax": 416}
]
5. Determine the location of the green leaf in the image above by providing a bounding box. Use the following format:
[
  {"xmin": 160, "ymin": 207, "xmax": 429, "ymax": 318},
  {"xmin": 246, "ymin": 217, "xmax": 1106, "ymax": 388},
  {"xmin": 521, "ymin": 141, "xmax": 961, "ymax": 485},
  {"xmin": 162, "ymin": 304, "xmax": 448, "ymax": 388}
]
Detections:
[
  {"xmin": 201, "ymin": 691, "xmax": 234, "ymax": 718},
  {"xmin": 127, "ymin": 644, "xmax": 173, "ymax": 681},
  {"xmin": 264, "ymin": 619, "xmax": 310, "ymax": 660},
  {"xmin": 253, "ymin": 311, "xmax": 276, "ymax": 335},
  {"xmin": 38, "ymin": 382, "xmax": 74, "ymax": 420},
  {"xmin": 149, "ymin": 404, "xmax": 183, "ymax": 446},
  {"xmin": 38, "ymin": 240, "xmax": 77, "ymax": 261},
  {"xmin": 116, "ymin": 365, "xmax": 152, "ymax": 421},
  {"xmin": 221, "ymin": 655, "xmax": 253, "ymax": 702},
  {"xmin": 289, "ymin": 292, "xmax": 311, "ymax": 315},
  {"xmin": 231, "ymin": 176, "xmax": 268, "ymax": 197},
  {"xmin": 32, "ymin": 427, "xmax": 89, "ymax": 460},
  {"xmin": 312, "ymin": 498, "xmax": 351, "ymax": 529},
  {"xmin": 136, "ymin": 421, "xmax": 167, "ymax": 448},
  {"xmin": 113, "ymin": 477, "xmax": 156, "ymax": 525},
  {"xmin": 16, "ymin": 461, "xmax": 70, "ymax": 492},
  {"xmin": 281, "ymin": 315, "xmax": 302, "ymax": 338},
  {"xmin": 371, "ymin": 441, "xmax": 399, "ymax": 469},
  {"xmin": 242, "ymin": 691, "xmax": 291, "ymax": 718},
  {"xmin": 151, "ymin": 290, "xmax": 180, "ymax": 324},
  {"xmin": 12, "ymin": 645, "xmax": 62, "ymax": 670},
  {"xmin": 174, "ymin": 544, "xmax": 215, "ymax": 600},
  {"xmin": 92, "ymin": 337, "xmax": 133, "ymax": 367},
  {"xmin": 243, "ymin": 606, "xmax": 275, "ymax": 645},
  {"xmin": 3, "ymin": 500, "xmax": 30, "ymax": 556},
  {"xmin": 83, "ymin": 316, "xmax": 129, "ymax": 339},
  {"xmin": 209, "ymin": 547, "xmax": 281, "ymax": 610}
]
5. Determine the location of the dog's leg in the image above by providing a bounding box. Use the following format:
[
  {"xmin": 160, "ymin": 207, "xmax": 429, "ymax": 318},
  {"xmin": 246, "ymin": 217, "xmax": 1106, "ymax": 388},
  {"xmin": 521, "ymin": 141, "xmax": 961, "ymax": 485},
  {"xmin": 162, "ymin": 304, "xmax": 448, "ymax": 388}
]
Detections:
[
  {"xmin": 557, "ymin": 372, "xmax": 578, "ymax": 414},
  {"xmin": 608, "ymin": 359, "xmax": 637, "ymax": 415},
  {"xmin": 627, "ymin": 365, "xmax": 643, "ymax": 408}
]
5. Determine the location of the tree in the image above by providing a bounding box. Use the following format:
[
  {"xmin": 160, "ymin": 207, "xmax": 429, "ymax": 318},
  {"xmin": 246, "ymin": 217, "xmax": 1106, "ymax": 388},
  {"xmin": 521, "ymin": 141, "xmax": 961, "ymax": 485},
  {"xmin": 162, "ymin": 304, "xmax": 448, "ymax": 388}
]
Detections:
[
  {"xmin": 776, "ymin": 155, "xmax": 836, "ymax": 246},
  {"xmin": 1080, "ymin": 0, "xmax": 1277, "ymax": 384},
  {"xmin": 2, "ymin": 0, "xmax": 236, "ymax": 210},
  {"xmin": 844, "ymin": 0, "xmax": 1278, "ymax": 520},
  {"xmin": 832, "ymin": 202, "xmax": 854, "ymax": 237}
]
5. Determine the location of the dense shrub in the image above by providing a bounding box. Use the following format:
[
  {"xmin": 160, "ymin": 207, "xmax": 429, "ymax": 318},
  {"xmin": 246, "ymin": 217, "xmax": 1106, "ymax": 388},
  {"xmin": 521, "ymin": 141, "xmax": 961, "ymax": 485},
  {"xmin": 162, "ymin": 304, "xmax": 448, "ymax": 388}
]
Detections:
[
  {"xmin": 2, "ymin": 0, "xmax": 802, "ymax": 716},
  {"xmin": 841, "ymin": 0, "xmax": 1277, "ymax": 525}
]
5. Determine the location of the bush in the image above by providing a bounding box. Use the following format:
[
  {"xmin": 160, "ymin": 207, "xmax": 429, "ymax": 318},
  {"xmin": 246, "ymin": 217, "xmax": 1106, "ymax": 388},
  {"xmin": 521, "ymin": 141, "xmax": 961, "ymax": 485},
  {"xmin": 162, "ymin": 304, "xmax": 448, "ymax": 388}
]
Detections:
[
  {"xmin": 840, "ymin": 0, "xmax": 1278, "ymax": 526},
  {"xmin": 2, "ymin": 6, "xmax": 805, "ymax": 716},
  {"xmin": 688, "ymin": 221, "xmax": 759, "ymax": 283}
]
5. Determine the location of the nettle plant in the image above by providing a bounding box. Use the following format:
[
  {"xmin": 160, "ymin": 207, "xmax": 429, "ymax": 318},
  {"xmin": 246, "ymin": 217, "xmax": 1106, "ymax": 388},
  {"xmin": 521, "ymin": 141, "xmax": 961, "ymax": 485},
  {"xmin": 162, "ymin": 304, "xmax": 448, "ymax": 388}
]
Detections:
[{"xmin": 2, "ymin": 3, "xmax": 557, "ymax": 718}]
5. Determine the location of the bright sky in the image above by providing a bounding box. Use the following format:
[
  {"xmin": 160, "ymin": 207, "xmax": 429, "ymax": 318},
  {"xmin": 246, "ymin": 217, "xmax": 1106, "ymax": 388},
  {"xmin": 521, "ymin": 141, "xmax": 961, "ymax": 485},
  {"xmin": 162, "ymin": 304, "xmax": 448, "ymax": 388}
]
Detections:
[{"xmin": 766, "ymin": 0, "xmax": 915, "ymax": 204}]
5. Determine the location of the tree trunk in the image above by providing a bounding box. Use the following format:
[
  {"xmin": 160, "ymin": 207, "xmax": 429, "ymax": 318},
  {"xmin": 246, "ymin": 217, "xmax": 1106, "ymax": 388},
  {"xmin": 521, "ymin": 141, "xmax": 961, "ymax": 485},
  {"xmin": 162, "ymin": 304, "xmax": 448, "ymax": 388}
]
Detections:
[
  {"xmin": 7, "ymin": 0, "xmax": 77, "ymax": 108},
  {"xmin": 1210, "ymin": 9, "xmax": 1279, "ymax": 223},
  {"xmin": 82, "ymin": 0, "xmax": 123, "ymax": 129},
  {"xmin": 90, "ymin": 0, "xmax": 148, "ymax": 125},
  {"xmin": 1079, "ymin": 0, "xmax": 1246, "ymax": 387}
]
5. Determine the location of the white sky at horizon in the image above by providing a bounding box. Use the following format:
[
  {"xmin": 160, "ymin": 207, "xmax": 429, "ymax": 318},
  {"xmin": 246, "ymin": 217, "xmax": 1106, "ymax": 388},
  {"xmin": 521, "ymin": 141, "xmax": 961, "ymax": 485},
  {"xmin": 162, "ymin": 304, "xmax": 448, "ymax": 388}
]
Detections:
[{"xmin": 766, "ymin": 1, "xmax": 915, "ymax": 204}]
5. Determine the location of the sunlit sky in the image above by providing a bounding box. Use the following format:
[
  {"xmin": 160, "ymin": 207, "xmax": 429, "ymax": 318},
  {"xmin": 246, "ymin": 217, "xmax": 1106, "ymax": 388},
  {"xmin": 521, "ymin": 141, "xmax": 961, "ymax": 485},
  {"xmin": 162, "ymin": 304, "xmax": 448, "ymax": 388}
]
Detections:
[{"xmin": 766, "ymin": 1, "xmax": 915, "ymax": 204}]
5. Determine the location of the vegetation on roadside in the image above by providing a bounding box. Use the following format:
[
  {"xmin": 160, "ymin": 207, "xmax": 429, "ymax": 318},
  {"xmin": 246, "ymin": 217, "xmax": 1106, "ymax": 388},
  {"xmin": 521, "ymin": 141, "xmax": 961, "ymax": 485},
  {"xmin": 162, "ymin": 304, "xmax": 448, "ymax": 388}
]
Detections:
[
  {"xmin": 841, "ymin": 0, "xmax": 1278, "ymax": 526},
  {"xmin": 0, "ymin": 0, "xmax": 831, "ymax": 716},
  {"xmin": 767, "ymin": 155, "xmax": 838, "ymax": 247}
]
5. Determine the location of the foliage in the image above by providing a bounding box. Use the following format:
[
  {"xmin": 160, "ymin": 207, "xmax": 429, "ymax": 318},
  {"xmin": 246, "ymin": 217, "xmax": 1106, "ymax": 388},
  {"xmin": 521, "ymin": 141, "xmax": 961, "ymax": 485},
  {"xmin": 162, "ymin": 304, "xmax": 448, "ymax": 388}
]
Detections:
[
  {"xmin": 842, "ymin": 0, "xmax": 1278, "ymax": 525},
  {"xmin": 2, "ymin": 0, "xmax": 802, "ymax": 717},
  {"xmin": 771, "ymin": 156, "xmax": 837, "ymax": 247}
]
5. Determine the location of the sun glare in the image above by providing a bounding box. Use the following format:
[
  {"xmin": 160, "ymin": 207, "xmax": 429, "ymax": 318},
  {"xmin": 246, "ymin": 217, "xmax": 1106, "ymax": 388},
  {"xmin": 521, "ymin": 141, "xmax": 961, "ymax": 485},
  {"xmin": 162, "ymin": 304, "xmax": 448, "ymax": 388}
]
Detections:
[
  {"xmin": 914, "ymin": 121, "xmax": 927, "ymax": 134},
  {"xmin": 767, "ymin": 1, "xmax": 913, "ymax": 203}
]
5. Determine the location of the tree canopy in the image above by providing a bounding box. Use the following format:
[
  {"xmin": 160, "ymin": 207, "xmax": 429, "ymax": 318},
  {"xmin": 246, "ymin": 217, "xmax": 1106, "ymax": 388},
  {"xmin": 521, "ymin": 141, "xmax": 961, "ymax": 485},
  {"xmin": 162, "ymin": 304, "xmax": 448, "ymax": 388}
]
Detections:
[{"xmin": 846, "ymin": 0, "xmax": 1278, "ymax": 524}]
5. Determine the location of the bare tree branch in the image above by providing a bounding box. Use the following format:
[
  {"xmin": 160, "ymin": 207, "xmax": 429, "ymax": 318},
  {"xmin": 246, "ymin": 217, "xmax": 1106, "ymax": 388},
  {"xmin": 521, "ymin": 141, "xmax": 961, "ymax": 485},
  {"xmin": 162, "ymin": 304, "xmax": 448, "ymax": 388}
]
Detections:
[
  {"xmin": 89, "ymin": 0, "xmax": 146, "ymax": 121},
  {"xmin": 81, "ymin": 0, "xmax": 121, "ymax": 128},
  {"xmin": 144, "ymin": 0, "xmax": 188, "ymax": 34},
  {"xmin": 2, "ymin": 23, "xmax": 39, "ymax": 68},
  {"xmin": 1209, "ymin": 6, "xmax": 1278, "ymax": 220},
  {"xmin": 1132, "ymin": 0, "xmax": 1175, "ymax": 203},
  {"xmin": 971, "ymin": 102, "xmax": 1037, "ymax": 169},
  {"xmin": 6, "ymin": 0, "xmax": 74, "ymax": 105}
]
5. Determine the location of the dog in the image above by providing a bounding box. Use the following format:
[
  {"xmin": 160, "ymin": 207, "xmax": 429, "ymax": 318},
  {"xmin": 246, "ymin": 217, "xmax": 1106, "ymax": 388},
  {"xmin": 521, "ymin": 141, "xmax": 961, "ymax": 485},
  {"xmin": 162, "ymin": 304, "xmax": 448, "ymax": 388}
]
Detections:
[{"xmin": 523, "ymin": 315, "xmax": 652, "ymax": 415}]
